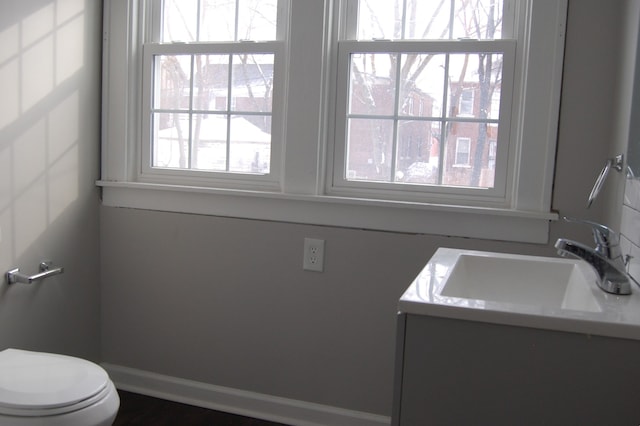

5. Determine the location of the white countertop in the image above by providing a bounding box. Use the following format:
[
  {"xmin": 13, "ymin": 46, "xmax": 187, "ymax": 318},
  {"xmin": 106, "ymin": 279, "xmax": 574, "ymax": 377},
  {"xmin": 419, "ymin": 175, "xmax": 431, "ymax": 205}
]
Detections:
[{"xmin": 398, "ymin": 248, "xmax": 640, "ymax": 341}]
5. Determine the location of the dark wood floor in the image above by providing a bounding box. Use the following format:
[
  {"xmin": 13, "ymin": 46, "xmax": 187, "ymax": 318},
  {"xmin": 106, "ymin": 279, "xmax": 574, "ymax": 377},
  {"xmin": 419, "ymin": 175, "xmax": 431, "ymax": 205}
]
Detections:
[{"xmin": 113, "ymin": 390, "xmax": 290, "ymax": 426}]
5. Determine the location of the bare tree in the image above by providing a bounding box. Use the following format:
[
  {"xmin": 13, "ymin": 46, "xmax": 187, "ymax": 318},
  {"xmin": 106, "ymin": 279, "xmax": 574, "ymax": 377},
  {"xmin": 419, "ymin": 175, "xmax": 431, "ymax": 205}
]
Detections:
[{"xmin": 466, "ymin": 0, "xmax": 501, "ymax": 187}]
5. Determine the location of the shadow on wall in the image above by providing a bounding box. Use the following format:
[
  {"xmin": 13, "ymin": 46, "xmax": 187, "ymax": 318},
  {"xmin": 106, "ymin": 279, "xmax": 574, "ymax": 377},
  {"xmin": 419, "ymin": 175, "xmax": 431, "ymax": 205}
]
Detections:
[{"xmin": 0, "ymin": 0, "xmax": 87, "ymax": 275}]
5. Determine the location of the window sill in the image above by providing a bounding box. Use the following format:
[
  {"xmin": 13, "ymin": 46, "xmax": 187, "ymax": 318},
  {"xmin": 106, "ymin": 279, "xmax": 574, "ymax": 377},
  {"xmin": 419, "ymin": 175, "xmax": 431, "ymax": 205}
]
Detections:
[{"xmin": 97, "ymin": 181, "xmax": 558, "ymax": 243}]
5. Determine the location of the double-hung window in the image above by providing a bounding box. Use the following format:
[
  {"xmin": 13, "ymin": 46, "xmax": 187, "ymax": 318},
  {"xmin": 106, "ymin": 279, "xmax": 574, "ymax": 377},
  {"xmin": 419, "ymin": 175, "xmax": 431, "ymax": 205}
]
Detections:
[
  {"xmin": 101, "ymin": 0, "xmax": 567, "ymax": 243},
  {"xmin": 330, "ymin": 0, "xmax": 515, "ymax": 203},
  {"xmin": 140, "ymin": 0, "xmax": 286, "ymax": 190}
]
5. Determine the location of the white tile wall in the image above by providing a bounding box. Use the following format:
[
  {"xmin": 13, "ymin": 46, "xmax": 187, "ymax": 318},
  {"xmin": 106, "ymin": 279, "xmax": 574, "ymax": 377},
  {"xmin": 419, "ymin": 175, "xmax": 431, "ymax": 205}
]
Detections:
[{"xmin": 622, "ymin": 177, "xmax": 640, "ymax": 281}]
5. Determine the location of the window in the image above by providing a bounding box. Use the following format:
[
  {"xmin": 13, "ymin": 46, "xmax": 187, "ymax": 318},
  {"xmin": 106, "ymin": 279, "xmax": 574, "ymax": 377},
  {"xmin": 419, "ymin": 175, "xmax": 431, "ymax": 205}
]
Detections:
[
  {"xmin": 100, "ymin": 0, "xmax": 567, "ymax": 243},
  {"xmin": 332, "ymin": 0, "xmax": 514, "ymax": 198},
  {"xmin": 454, "ymin": 138, "xmax": 471, "ymax": 167},
  {"xmin": 459, "ymin": 89, "xmax": 475, "ymax": 116},
  {"xmin": 141, "ymin": 0, "xmax": 284, "ymax": 189}
]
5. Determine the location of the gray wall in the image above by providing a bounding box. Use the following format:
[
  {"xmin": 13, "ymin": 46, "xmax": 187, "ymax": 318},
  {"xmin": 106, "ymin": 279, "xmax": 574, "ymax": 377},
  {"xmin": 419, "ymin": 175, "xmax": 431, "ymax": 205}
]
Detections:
[
  {"xmin": 0, "ymin": 0, "xmax": 102, "ymax": 360},
  {"xmin": 99, "ymin": 0, "xmax": 633, "ymax": 418}
]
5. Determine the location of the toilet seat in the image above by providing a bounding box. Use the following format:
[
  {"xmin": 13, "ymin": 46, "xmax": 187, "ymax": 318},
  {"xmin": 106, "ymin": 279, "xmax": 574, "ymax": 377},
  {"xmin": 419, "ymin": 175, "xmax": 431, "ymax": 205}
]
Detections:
[{"xmin": 0, "ymin": 349, "xmax": 111, "ymax": 417}]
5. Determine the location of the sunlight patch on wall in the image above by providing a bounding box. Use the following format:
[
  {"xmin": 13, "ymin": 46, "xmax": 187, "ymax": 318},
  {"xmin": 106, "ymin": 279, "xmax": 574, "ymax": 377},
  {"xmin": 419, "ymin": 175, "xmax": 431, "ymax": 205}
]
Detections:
[
  {"xmin": 13, "ymin": 176, "xmax": 48, "ymax": 258},
  {"xmin": 56, "ymin": 13, "xmax": 85, "ymax": 85},
  {"xmin": 0, "ymin": 142, "xmax": 8, "ymax": 252},
  {"xmin": 56, "ymin": 0, "xmax": 85, "ymax": 24},
  {"xmin": 48, "ymin": 146, "xmax": 80, "ymax": 222},
  {"xmin": 0, "ymin": 0, "xmax": 87, "ymax": 263},
  {"xmin": 3, "ymin": 89, "xmax": 81, "ymax": 258},
  {"xmin": 0, "ymin": 24, "xmax": 20, "ymax": 131},
  {"xmin": 0, "ymin": 210, "xmax": 10, "ymax": 259},
  {"xmin": 0, "ymin": 24, "xmax": 19, "ymax": 64},
  {"xmin": 0, "ymin": 2, "xmax": 86, "ymax": 131},
  {"xmin": 13, "ymin": 119, "xmax": 47, "ymax": 193},
  {"xmin": 47, "ymin": 92, "xmax": 80, "ymax": 222},
  {"xmin": 0, "ymin": 57, "xmax": 19, "ymax": 131},
  {"xmin": 22, "ymin": 36, "xmax": 55, "ymax": 113},
  {"xmin": 0, "ymin": 144, "xmax": 10, "ymax": 213},
  {"xmin": 48, "ymin": 92, "xmax": 79, "ymax": 160},
  {"xmin": 22, "ymin": 4, "xmax": 55, "ymax": 47}
]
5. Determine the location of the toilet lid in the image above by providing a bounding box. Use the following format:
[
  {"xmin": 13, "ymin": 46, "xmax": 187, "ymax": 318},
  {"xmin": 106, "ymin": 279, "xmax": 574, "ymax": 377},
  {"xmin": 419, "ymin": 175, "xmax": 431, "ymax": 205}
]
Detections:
[{"xmin": 0, "ymin": 348, "xmax": 109, "ymax": 412}]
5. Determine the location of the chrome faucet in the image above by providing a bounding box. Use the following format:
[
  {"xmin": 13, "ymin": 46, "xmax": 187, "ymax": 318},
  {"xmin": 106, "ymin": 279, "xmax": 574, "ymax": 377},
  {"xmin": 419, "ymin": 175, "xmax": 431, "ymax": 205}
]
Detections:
[{"xmin": 555, "ymin": 217, "xmax": 636, "ymax": 295}]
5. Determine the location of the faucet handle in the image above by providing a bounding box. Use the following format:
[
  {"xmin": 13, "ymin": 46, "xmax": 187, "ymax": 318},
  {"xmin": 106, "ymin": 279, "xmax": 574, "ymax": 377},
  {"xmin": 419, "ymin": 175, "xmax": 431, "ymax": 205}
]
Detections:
[{"xmin": 562, "ymin": 216, "xmax": 621, "ymax": 259}]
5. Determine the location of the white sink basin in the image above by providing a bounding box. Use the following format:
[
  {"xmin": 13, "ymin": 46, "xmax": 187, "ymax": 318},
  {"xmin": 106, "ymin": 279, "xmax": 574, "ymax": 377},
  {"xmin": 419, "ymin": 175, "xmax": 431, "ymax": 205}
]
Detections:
[
  {"xmin": 398, "ymin": 248, "xmax": 640, "ymax": 341},
  {"xmin": 440, "ymin": 253, "xmax": 602, "ymax": 312}
]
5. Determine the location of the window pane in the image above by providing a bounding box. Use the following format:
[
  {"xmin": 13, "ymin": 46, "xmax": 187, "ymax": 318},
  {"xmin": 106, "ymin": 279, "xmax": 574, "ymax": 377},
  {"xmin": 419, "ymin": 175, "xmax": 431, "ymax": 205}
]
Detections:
[
  {"xmin": 346, "ymin": 118, "xmax": 394, "ymax": 182},
  {"xmin": 447, "ymin": 53, "xmax": 503, "ymax": 120},
  {"xmin": 229, "ymin": 115, "xmax": 271, "ymax": 173},
  {"xmin": 237, "ymin": 0, "xmax": 278, "ymax": 40},
  {"xmin": 199, "ymin": 0, "xmax": 237, "ymax": 41},
  {"xmin": 191, "ymin": 114, "xmax": 228, "ymax": 171},
  {"xmin": 153, "ymin": 112, "xmax": 191, "ymax": 168},
  {"xmin": 443, "ymin": 122, "xmax": 497, "ymax": 188},
  {"xmin": 193, "ymin": 54, "xmax": 230, "ymax": 112},
  {"xmin": 357, "ymin": 1, "xmax": 396, "ymax": 40},
  {"xmin": 163, "ymin": 0, "xmax": 198, "ymax": 42},
  {"xmin": 163, "ymin": 0, "xmax": 278, "ymax": 42},
  {"xmin": 405, "ymin": 0, "xmax": 452, "ymax": 39},
  {"xmin": 395, "ymin": 120, "xmax": 439, "ymax": 184},
  {"xmin": 399, "ymin": 53, "xmax": 446, "ymax": 118},
  {"xmin": 231, "ymin": 54, "xmax": 274, "ymax": 113},
  {"xmin": 452, "ymin": 0, "xmax": 503, "ymax": 39},
  {"xmin": 357, "ymin": 0, "xmax": 503, "ymax": 40},
  {"xmin": 154, "ymin": 55, "xmax": 192, "ymax": 110},
  {"xmin": 349, "ymin": 53, "xmax": 397, "ymax": 116}
]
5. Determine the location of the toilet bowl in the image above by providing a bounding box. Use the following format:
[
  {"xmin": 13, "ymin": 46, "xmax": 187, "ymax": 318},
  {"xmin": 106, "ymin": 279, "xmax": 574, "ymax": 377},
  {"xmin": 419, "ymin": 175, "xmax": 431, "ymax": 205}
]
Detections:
[{"xmin": 0, "ymin": 348, "xmax": 119, "ymax": 426}]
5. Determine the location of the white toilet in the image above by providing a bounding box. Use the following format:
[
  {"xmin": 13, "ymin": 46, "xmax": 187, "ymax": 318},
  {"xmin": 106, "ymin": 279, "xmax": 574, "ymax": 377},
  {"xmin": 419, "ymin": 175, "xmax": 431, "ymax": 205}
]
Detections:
[{"xmin": 0, "ymin": 348, "xmax": 119, "ymax": 425}]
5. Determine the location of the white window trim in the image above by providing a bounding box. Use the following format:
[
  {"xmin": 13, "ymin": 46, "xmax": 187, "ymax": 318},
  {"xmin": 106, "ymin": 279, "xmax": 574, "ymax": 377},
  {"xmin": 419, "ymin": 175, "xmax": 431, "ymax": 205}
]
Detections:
[{"xmin": 100, "ymin": 0, "xmax": 566, "ymax": 244}]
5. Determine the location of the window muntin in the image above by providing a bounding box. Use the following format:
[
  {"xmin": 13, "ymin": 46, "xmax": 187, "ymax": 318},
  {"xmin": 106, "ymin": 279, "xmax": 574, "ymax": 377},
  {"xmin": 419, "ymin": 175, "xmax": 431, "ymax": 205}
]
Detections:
[
  {"xmin": 333, "ymin": 0, "xmax": 511, "ymax": 197},
  {"xmin": 141, "ymin": 0, "xmax": 282, "ymax": 185}
]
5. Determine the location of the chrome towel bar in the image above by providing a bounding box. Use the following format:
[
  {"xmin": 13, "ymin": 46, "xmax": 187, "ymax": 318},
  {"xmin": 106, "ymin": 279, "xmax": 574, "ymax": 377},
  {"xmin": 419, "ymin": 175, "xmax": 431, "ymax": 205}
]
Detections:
[
  {"xmin": 588, "ymin": 154, "xmax": 624, "ymax": 207},
  {"xmin": 6, "ymin": 261, "xmax": 64, "ymax": 284}
]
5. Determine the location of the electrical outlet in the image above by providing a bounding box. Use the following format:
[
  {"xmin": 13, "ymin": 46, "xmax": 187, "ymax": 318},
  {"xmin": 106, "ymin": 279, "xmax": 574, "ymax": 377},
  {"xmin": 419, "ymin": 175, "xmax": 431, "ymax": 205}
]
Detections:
[{"xmin": 303, "ymin": 238, "xmax": 325, "ymax": 272}]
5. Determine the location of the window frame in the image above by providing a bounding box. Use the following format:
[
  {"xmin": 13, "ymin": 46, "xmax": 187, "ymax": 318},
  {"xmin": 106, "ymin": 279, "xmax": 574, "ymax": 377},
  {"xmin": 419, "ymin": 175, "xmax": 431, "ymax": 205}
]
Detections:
[
  {"xmin": 140, "ymin": 41, "xmax": 286, "ymax": 191},
  {"xmin": 136, "ymin": 0, "xmax": 287, "ymax": 191},
  {"xmin": 100, "ymin": 0, "xmax": 567, "ymax": 243},
  {"xmin": 329, "ymin": 38, "xmax": 516, "ymax": 205}
]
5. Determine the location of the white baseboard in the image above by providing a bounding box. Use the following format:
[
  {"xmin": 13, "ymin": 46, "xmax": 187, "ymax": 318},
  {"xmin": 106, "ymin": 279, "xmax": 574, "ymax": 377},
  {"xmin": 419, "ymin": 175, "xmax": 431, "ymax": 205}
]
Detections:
[{"xmin": 103, "ymin": 364, "xmax": 391, "ymax": 426}]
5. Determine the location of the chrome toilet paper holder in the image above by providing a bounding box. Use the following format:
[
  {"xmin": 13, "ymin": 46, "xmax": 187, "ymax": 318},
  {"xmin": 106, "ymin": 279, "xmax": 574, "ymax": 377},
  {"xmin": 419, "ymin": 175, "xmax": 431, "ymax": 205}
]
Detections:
[{"xmin": 6, "ymin": 261, "xmax": 64, "ymax": 285}]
